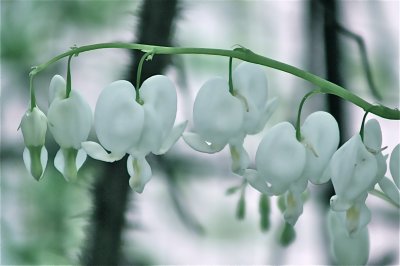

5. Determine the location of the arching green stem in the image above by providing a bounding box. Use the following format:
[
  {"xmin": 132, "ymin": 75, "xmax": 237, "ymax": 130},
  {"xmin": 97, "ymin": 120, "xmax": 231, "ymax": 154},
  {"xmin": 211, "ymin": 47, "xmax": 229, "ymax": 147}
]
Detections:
[
  {"xmin": 228, "ymin": 57, "xmax": 234, "ymax": 95},
  {"xmin": 29, "ymin": 42, "xmax": 400, "ymax": 120},
  {"xmin": 295, "ymin": 89, "xmax": 322, "ymax": 141},
  {"xmin": 66, "ymin": 54, "xmax": 73, "ymax": 98}
]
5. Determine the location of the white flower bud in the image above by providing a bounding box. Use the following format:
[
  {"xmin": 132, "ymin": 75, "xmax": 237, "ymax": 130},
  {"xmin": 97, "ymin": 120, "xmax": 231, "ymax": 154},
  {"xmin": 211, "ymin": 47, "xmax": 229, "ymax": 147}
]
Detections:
[{"xmin": 20, "ymin": 107, "xmax": 48, "ymax": 180}]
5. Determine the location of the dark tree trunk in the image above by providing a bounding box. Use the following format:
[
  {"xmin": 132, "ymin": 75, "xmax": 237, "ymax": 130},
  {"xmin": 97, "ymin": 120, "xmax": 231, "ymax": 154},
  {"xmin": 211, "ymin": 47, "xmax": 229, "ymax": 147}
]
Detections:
[{"xmin": 82, "ymin": 1, "xmax": 179, "ymax": 265}]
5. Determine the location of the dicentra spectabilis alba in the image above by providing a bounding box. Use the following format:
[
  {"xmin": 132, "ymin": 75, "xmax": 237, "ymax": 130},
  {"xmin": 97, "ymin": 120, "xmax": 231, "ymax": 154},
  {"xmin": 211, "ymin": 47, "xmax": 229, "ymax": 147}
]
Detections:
[
  {"xmin": 127, "ymin": 75, "xmax": 187, "ymax": 193},
  {"xmin": 183, "ymin": 62, "xmax": 277, "ymax": 174},
  {"xmin": 328, "ymin": 134, "xmax": 378, "ymax": 211},
  {"xmin": 82, "ymin": 80, "xmax": 144, "ymax": 162},
  {"xmin": 250, "ymin": 122, "xmax": 307, "ymax": 195},
  {"xmin": 83, "ymin": 76, "xmax": 186, "ymax": 193},
  {"xmin": 47, "ymin": 75, "xmax": 92, "ymax": 181},
  {"xmin": 327, "ymin": 210, "xmax": 369, "ymax": 265},
  {"xmin": 20, "ymin": 107, "xmax": 48, "ymax": 181}
]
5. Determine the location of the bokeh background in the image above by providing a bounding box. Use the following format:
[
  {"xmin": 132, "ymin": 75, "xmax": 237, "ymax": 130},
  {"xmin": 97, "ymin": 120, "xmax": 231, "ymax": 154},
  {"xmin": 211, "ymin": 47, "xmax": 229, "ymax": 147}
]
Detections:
[{"xmin": 1, "ymin": 0, "xmax": 399, "ymax": 265}]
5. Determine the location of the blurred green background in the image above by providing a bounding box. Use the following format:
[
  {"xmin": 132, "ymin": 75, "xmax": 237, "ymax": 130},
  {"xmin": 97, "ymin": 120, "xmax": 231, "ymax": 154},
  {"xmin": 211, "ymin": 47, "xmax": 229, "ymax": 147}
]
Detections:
[{"xmin": 1, "ymin": 0, "xmax": 399, "ymax": 265}]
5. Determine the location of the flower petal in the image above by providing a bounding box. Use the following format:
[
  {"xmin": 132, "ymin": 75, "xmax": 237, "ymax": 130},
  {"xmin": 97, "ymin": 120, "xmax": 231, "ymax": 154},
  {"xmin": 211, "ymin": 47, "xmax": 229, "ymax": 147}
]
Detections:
[
  {"xmin": 23, "ymin": 146, "xmax": 47, "ymax": 181},
  {"xmin": 379, "ymin": 176, "xmax": 400, "ymax": 206},
  {"xmin": 20, "ymin": 107, "xmax": 47, "ymax": 147},
  {"xmin": 283, "ymin": 189, "xmax": 304, "ymax": 226},
  {"xmin": 243, "ymin": 169, "xmax": 273, "ymax": 195},
  {"xmin": 330, "ymin": 135, "xmax": 377, "ymax": 206},
  {"xmin": 48, "ymin": 75, "xmax": 66, "ymax": 104},
  {"xmin": 48, "ymin": 90, "xmax": 92, "ymax": 149},
  {"xmin": 255, "ymin": 122, "xmax": 306, "ymax": 195},
  {"xmin": 229, "ymin": 141, "xmax": 250, "ymax": 175},
  {"xmin": 390, "ymin": 144, "xmax": 400, "ymax": 189},
  {"xmin": 182, "ymin": 132, "xmax": 225, "ymax": 153},
  {"xmin": 130, "ymin": 105, "xmax": 163, "ymax": 157},
  {"xmin": 127, "ymin": 155, "xmax": 152, "ymax": 193},
  {"xmin": 301, "ymin": 111, "xmax": 339, "ymax": 184},
  {"xmin": 254, "ymin": 97, "xmax": 279, "ymax": 133},
  {"xmin": 140, "ymin": 75, "xmax": 177, "ymax": 139},
  {"xmin": 363, "ymin": 119, "xmax": 382, "ymax": 152},
  {"xmin": 155, "ymin": 120, "xmax": 188, "ymax": 155},
  {"xmin": 193, "ymin": 77, "xmax": 244, "ymax": 146},
  {"xmin": 95, "ymin": 80, "xmax": 144, "ymax": 155},
  {"xmin": 54, "ymin": 148, "xmax": 87, "ymax": 182},
  {"xmin": 327, "ymin": 210, "xmax": 369, "ymax": 266},
  {"xmin": 81, "ymin": 141, "xmax": 124, "ymax": 162}
]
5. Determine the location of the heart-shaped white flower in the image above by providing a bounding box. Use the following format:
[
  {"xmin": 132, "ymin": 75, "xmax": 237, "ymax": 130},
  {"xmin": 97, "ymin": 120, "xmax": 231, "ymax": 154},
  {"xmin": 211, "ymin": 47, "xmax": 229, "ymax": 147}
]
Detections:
[
  {"xmin": 253, "ymin": 122, "xmax": 307, "ymax": 195},
  {"xmin": 329, "ymin": 134, "xmax": 378, "ymax": 211},
  {"xmin": 47, "ymin": 76, "xmax": 92, "ymax": 181},
  {"xmin": 83, "ymin": 76, "xmax": 186, "ymax": 193}
]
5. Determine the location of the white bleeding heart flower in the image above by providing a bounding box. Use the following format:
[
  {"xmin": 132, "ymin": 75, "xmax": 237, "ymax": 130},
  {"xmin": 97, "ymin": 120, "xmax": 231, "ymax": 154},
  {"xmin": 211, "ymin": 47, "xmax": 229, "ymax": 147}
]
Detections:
[
  {"xmin": 232, "ymin": 62, "xmax": 278, "ymax": 134},
  {"xmin": 183, "ymin": 77, "xmax": 244, "ymax": 153},
  {"xmin": 183, "ymin": 63, "xmax": 278, "ymax": 175},
  {"xmin": 329, "ymin": 134, "xmax": 378, "ymax": 211},
  {"xmin": 389, "ymin": 144, "xmax": 399, "ymax": 189},
  {"xmin": 82, "ymin": 80, "xmax": 144, "ymax": 162},
  {"xmin": 327, "ymin": 210, "xmax": 369, "ymax": 266},
  {"xmin": 127, "ymin": 75, "xmax": 187, "ymax": 193},
  {"xmin": 83, "ymin": 76, "xmax": 186, "ymax": 193},
  {"xmin": 47, "ymin": 76, "xmax": 92, "ymax": 181},
  {"xmin": 20, "ymin": 107, "xmax": 48, "ymax": 181},
  {"xmin": 300, "ymin": 111, "xmax": 339, "ymax": 184},
  {"xmin": 251, "ymin": 122, "xmax": 307, "ymax": 195}
]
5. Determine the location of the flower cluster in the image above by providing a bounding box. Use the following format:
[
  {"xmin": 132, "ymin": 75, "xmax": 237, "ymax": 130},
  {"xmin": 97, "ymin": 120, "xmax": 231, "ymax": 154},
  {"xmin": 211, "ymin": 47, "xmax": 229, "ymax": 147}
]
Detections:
[
  {"xmin": 20, "ymin": 75, "xmax": 186, "ymax": 193},
  {"xmin": 20, "ymin": 75, "xmax": 92, "ymax": 181},
  {"xmin": 20, "ymin": 57, "xmax": 399, "ymax": 265},
  {"xmin": 325, "ymin": 119, "xmax": 400, "ymax": 264}
]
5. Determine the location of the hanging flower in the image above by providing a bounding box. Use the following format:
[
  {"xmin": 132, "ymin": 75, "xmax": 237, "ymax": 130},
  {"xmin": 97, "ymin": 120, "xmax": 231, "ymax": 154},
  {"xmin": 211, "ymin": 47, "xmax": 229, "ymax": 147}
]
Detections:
[
  {"xmin": 47, "ymin": 75, "xmax": 92, "ymax": 181},
  {"xmin": 83, "ymin": 75, "xmax": 186, "ymax": 193},
  {"xmin": 328, "ymin": 134, "xmax": 378, "ymax": 211},
  {"xmin": 327, "ymin": 209, "xmax": 369, "ymax": 265},
  {"xmin": 183, "ymin": 62, "xmax": 277, "ymax": 174},
  {"xmin": 82, "ymin": 80, "xmax": 144, "ymax": 162},
  {"xmin": 20, "ymin": 107, "xmax": 48, "ymax": 181},
  {"xmin": 127, "ymin": 75, "xmax": 187, "ymax": 193}
]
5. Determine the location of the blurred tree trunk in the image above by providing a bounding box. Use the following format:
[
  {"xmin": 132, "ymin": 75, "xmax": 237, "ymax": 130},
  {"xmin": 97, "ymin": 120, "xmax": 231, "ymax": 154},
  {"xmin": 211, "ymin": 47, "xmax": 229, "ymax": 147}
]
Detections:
[
  {"xmin": 82, "ymin": 0, "xmax": 179, "ymax": 265},
  {"xmin": 307, "ymin": 0, "xmax": 344, "ymax": 263}
]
